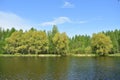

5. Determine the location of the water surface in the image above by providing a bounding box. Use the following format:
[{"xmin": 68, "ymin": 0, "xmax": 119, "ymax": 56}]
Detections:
[{"xmin": 0, "ymin": 56, "xmax": 120, "ymax": 80}]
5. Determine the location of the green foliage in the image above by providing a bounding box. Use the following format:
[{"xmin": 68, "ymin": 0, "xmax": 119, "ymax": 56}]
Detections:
[
  {"xmin": 69, "ymin": 35, "xmax": 91, "ymax": 54},
  {"xmin": 85, "ymin": 46, "xmax": 92, "ymax": 54},
  {"xmin": 4, "ymin": 30, "xmax": 23, "ymax": 54},
  {"xmin": 1, "ymin": 26, "xmax": 120, "ymax": 56},
  {"xmin": 5, "ymin": 30, "xmax": 48, "ymax": 54},
  {"xmin": 0, "ymin": 28, "xmax": 16, "ymax": 54},
  {"xmin": 91, "ymin": 33, "xmax": 113, "ymax": 56},
  {"xmin": 47, "ymin": 25, "xmax": 59, "ymax": 54},
  {"xmin": 52, "ymin": 32, "xmax": 69, "ymax": 55},
  {"xmin": 104, "ymin": 29, "xmax": 120, "ymax": 53}
]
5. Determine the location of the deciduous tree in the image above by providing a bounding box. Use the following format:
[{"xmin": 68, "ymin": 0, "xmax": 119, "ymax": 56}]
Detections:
[
  {"xmin": 91, "ymin": 33, "xmax": 113, "ymax": 56},
  {"xmin": 52, "ymin": 32, "xmax": 69, "ymax": 55}
]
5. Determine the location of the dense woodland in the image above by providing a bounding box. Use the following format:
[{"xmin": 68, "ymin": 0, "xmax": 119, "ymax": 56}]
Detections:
[{"xmin": 0, "ymin": 25, "xmax": 120, "ymax": 56}]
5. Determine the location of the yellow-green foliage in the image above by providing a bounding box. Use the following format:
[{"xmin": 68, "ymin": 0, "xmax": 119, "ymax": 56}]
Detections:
[
  {"xmin": 52, "ymin": 32, "xmax": 69, "ymax": 55},
  {"xmin": 5, "ymin": 30, "xmax": 48, "ymax": 54},
  {"xmin": 91, "ymin": 33, "xmax": 113, "ymax": 56}
]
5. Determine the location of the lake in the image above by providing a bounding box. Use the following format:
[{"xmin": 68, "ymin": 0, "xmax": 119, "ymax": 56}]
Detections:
[{"xmin": 0, "ymin": 56, "xmax": 120, "ymax": 80}]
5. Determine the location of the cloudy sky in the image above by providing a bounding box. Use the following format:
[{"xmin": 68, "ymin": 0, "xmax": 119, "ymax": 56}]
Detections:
[{"xmin": 0, "ymin": 0, "xmax": 120, "ymax": 37}]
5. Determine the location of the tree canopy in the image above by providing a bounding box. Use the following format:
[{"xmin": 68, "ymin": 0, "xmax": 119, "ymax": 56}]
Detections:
[
  {"xmin": 52, "ymin": 32, "xmax": 69, "ymax": 55},
  {"xmin": 91, "ymin": 33, "xmax": 113, "ymax": 56},
  {"xmin": 4, "ymin": 30, "xmax": 48, "ymax": 54},
  {"xmin": 0, "ymin": 26, "xmax": 120, "ymax": 56}
]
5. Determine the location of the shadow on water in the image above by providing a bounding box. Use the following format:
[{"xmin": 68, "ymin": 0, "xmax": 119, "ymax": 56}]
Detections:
[{"xmin": 0, "ymin": 56, "xmax": 120, "ymax": 80}]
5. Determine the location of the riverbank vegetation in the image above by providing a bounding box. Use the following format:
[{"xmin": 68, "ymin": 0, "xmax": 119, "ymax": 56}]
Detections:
[{"xmin": 0, "ymin": 25, "xmax": 120, "ymax": 56}]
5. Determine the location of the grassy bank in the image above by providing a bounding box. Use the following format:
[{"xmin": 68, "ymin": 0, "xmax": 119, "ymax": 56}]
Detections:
[
  {"xmin": 0, "ymin": 53, "xmax": 120, "ymax": 57},
  {"xmin": 108, "ymin": 53, "xmax": 120, "ymax": 56},
  {"xmin": 0, "ymin": 53, "xmax": 96, "ymax": 57},
  {"xmin": 71, "ymin": 53, "xmax": 120, "ymax": 57},
  {"xmin": 69, "ymin": 54, "xmax": 96, "ymax": 57},
  {"xmin": 0, "ymin": 54, "xmax": 61, "ymax": 57}
]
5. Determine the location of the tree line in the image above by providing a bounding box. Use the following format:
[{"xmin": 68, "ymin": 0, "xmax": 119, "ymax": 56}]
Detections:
[{"xmin": 0, "ymin": 25, "xmax": 120, "ymax": 56}]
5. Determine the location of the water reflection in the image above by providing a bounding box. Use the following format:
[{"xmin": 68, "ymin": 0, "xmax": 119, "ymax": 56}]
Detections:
[
  {"xmin": 93, "ymin": 57, "xmax": 120, "ymax": 80},
  {"xmin": 0, "ymin": 57, "xmax": 120, "ymax": 80}
]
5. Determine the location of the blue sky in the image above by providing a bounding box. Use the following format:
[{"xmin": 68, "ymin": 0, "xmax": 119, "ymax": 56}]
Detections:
[{"xmin": 0, "ymin": 0, "xmax": 120, "ymax": 37}]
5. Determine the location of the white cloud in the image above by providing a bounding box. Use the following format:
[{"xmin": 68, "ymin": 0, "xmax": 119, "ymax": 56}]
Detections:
[
  {"xmin": 40, "ymin": 17, "xmax": 71, "ymax": 26},
  {"xmin": 0, "ymin": 11, "xmax": 88, "ymax": 30},
  {"xmin": 40, "ymin": 17, "xmax": 88, "ymax": 27},
  {"xmin": 0, "ymin": 11, "xmax": 31, "ymax": 30},
  {"xmin": 62, "ymin": 1, "xmax": 74, "ymax": 8}
]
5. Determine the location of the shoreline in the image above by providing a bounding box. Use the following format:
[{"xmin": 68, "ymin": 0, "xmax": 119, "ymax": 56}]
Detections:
[
  {"xmin": 0, "ymin": 54, "xmax": 61, "ymax": 57},
  {"xmin": 0, "ymin": 53, "xmax": 120, "ymax": 57}
]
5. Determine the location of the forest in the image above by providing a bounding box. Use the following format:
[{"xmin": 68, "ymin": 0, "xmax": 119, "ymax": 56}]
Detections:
[{"xmin": 0, "ymin": 25, "xmax": 120, "ymax": 56}]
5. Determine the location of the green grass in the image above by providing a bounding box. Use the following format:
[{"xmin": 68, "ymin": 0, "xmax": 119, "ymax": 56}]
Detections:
[
  {"xmin": 69, "ymin": 54, "xmax": 96, "ymax": 57},
  {"xmin": 0, "ymin": 53, "xmax": 120, "ymax": 57},
  {"xmin": 0, "ymin": 54, "xmax": 61, "ymax": 57},
  {"xmin": 108, "ymin": 53, "xmax": 120, "ymax": 56},
  {"xmin": 0, "ymin": 53, "xmax": 96, "ymax": 57}
]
